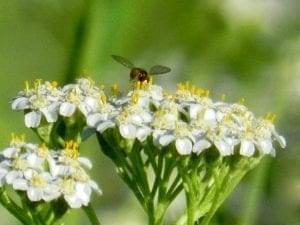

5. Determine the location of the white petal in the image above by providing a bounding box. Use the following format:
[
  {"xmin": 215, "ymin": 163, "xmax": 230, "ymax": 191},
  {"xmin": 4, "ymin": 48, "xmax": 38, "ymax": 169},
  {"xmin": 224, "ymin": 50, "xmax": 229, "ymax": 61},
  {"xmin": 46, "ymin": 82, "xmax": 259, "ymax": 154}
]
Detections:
[
  {"xmin": 43, "ymin": 185, "xmax": 60, "ymax": 201},
  {"xmin": 41, "ymin": 105, "xmax": 59, "ymax": 123},
  {"xmin": 2, "ymin": 147, "xmax": 18, "ymax": 158},
  {"xmin": 131, "ymin": 114, "xmax": 143, "ymax": 124},
  {"xmin": 97, "ymin": 121, "xmax": 115, "ymax": 133},
  {"xmin": 277, "ymin": 135, "xmax": 286, "ymax": 148},
  {"xmin": 26, "ymin": 153, "xmax": 39, "ymax": 167},
  {"xmin": 258, "ymin": 139, "xmax": 275, "ymax": 156},
  {"xmin": 78, "ymin": 102, "xmax": 90, "ymax": 116},
  {"xmin": 76, "ymin": 183, "xmax": 91, "ymax": 203},
  {"xmin": 193, "ymin": 139, "xmax": 211, "ymax": 154},
  {"xmin": 215, "ymin": 139, "xmax": 233, "ymax": 156},
  {"xmin": 189, "ymin": 104, "xmax": 202, "ymax": 119},
  {"xmin": 159, "ymin": 135, "xmax": 175, "ymax": 146},
  {"xmin": 89, "ymin": 180, "xmax": 102, "ymax": 195},
  {"xmin": 204, "ymin": 108, "xmax": 216, "ymax": 123},
  {"xmin": 25, "ymin": 111, "xmax": 42, "ymax": 128},
  {"xmin": 64, "ymin": 194, "xmax": 82, "ymax": 208},
  {"xmin": 13, "ymin": 179, "xmax": 28, "ymax": 191},
  {"xmin": 240, "ymin": 139, "xmax": 255, "ymax": 157},
  {"xmin": 24, "ymin": 170, "xmax": 34, "ymax": 180},
  {"xmin": 11, "ymin": 97, "xmax": 30, "ymax": 110},
  {"xmin": 78, "ymin": 157, "xmax": 92, "ymax": 169},
  {"xmin": 85, "ymin": 97, "xmax": 98, "ymax": 111},
  {"xmin": 87, "ymin": 113, "xmax": 102, "ymax": 127},
  {"xmin": 136, "ymin": 127, "xmax": 152, "ymax": 142},
  {"xmin": 27, "ymin": 187, "xmax": 43, "ymax": 201},
  {"xmin": 6, "ymin": 171, "xmax": 20, "ymax": 184},
  {"xmin": 175, "ymin": 138, "xmax": 193, "ymax": 155},
  {"xmin": 59, "ymin": 102, "xmax": 76, "ymax": 117},
  {"xmin": 141, "ymin": 112, "xmax": 152, "ymax": 123},
  {"xmin": 119, "ymin": 124, "xmax": 136, "ymax": 139}
]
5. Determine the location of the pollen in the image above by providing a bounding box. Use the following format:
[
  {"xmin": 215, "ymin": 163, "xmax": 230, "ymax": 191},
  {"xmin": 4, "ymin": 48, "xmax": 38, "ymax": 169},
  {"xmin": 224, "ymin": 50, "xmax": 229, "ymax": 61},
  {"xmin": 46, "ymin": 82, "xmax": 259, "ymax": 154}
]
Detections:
[
  {"xmin": 239, "ymin": 97, "xmax": 246, "ymax": 105},
  {"xmin": 99, "ymin": 94, "xmax": 107, "ymax": 105},
  {"xmin": 24, "ymin": 81, "xmax": 30, "ymax": 93},
  {"xmin": 12, "ymin": 158, "xmax": 27, "ymax": 170},
  {"xmin": 66, "ymin": 90, "xmax": 81, "ymax": 104},
  {"xmin": 38, "ymin": 143, "xmax": 49, "ymax": 158},
  {"xmin": 265, "ymin": 112, "xmax": 276, "ymax": 123},
  {"xmin": 64, "ymin": 140, "xmax": 80, "ymax": 159},
  {"xmin": 111, "ymin": 84, "xmax": 120, "ymax": 96},
  {"xmin": 34, "ymin": 79, "xmax": 42, "ymax": 90},
  {"xmin": 130, "ymin": 92, "xmax": 140, "ymax": 104},
  {"xmin": 51, "ymin": 80, "xmax": 58, "ymax": 88},
  {"xmin": 10, "ymin": 133, "xmax": 25, "ymax": 146},
  {"xmin": 61, "ymin": 178, "xmax": 76, "ymax": 194},
  {"xmin": 31, "ymin": 174, "xmax": 47, "ymax": 187}
]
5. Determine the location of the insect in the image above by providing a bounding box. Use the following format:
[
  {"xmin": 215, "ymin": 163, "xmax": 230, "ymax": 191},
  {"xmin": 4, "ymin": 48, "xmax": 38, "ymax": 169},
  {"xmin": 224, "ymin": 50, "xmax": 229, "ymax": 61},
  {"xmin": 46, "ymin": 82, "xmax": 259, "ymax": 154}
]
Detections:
[{"xmin": 111, "ymin": 55, "xmax": 171, "ymax": 83}]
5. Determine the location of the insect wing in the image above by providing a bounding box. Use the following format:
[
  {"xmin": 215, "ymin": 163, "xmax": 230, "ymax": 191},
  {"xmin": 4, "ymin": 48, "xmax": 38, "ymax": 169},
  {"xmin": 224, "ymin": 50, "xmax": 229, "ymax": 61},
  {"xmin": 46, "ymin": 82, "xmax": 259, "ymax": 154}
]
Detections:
[
  {"xmin": 111, "ymin": 55, "xmax": 134, "ymax": 69},
  {"xmin": 149, "ymin": 65, "xmax": 171, "ymax": 75}
]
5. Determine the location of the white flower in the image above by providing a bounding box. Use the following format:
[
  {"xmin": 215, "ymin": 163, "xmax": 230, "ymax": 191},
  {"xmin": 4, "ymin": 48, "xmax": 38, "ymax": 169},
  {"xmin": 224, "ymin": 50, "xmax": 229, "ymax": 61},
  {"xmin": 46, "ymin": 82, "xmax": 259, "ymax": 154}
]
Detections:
[
  {"xmin": 116, "ymin": 102, "xmax": 153, "ymax": 142},
  {"xmin": 127, "ymin": 84, "xmax": 164, "ymax": 109},
  {"xmin": 47, "ymin": 141, "xmax": 102, "ymax": 208},
  {"xmin": 11, "ymin": 80, "xmax": 61, "ymax": 128},
  {"xmin": 86, "ymin": 102, "xmax": 119, "ymax": 133},
  {"xmin": 60, "ymin": 179, "xmax": 101, "ymax": 208},
  {"xmin": 60, "ymin": 78, "xmax": 105, "ymax": 117},
  {"xmin": 24, "ymin": 170, "xmax": 60, "ymax": 202}
]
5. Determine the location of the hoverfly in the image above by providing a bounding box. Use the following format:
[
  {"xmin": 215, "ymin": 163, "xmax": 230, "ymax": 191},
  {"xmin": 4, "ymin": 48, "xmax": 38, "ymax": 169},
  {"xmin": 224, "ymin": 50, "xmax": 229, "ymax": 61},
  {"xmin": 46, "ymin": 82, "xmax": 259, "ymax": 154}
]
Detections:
[{"xmin": 111, "ymin": 55, "xmax": 171, "ymax": 83}]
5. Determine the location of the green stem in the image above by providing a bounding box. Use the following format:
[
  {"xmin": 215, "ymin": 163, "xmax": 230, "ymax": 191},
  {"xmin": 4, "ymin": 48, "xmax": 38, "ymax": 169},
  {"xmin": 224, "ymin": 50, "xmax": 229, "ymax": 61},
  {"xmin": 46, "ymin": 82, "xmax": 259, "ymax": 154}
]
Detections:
[
  {"xmin": 186, "ymin": 192, "xmax": 196, "ymax": 225},
  {"xmin": 83, "ymin": 204, "xmax": 101, "ymax": 225},
  {"xmin": 0, "ymin": 189, "xmax": 32, "ymax": 225}
]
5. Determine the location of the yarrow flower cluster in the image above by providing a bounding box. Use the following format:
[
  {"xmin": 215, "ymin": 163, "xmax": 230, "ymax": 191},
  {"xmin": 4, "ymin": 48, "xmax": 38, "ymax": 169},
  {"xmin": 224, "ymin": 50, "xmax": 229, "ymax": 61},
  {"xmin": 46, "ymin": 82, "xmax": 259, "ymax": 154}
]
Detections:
[
  {"xmin": 11, "ymin": 78, "xmax": 286, "ymax": 156},
  {"xmin": 87, "ymin": 80, "xmax": 285, "ymax": 157},
  {"xmin": 8, "ymin": 77, "xmax": 286, "ymax": 225},
  {"xmin": 0, "ymin": 134, "xmax": 101, "ymax": 208},
  {"xmin": 11, "ymin": 78, "xmax": 106, "ymax": 128}
]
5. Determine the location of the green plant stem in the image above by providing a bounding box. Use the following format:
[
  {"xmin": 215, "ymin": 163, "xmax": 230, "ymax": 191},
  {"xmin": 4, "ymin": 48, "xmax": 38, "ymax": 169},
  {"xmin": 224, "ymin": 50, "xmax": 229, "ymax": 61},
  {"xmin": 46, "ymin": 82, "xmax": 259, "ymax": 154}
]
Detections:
[
  {"xmin": 83, "ymin": 204, "xmax": 101, "ymax": 225},
  {"xmin": 0, "ymin": 189, "xmax": 32, "ymax": 225}
]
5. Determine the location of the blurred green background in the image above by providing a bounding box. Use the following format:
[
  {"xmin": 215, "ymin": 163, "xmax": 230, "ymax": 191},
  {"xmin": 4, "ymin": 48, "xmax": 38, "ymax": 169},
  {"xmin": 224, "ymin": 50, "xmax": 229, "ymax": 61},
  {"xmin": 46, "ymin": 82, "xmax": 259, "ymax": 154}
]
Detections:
[{"xmin": 0, "ymin": 0, "xmax": 300, "ymax": 224}]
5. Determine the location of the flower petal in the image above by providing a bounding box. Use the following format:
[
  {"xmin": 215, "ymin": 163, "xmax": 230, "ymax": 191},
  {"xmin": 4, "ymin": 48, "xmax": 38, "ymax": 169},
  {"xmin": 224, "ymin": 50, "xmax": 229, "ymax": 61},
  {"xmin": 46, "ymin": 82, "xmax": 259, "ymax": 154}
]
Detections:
[
  {"xmin": 27, "ymin": 187, "xmax": 43, "ymax": 201},
  {"xmin": 2, "ymin": 147, "xmax": 18, "ymax": 158},
  {"xmin": 136, "ymin": 127, "xmax": 152, "ymax": 142},
  {"xmin": 25, "ymin": 111, "xmax": 42, "ymax": 128},
  {"xmin": 13, "ymin": 178, "xmax": 28, "ymax": 191},
  {"xmin": 215, "ymin": 139, "xmax": 233, "ymax": 156},
  {"xmin": 159, "ymin": 135, "xmax": 175, "ymax": 146},
  {"xmin": 60, "ymin": 102, "xmax": 76, "ymax": 117},
  {"xmin": 193, "ymin": 139, "xmax": 211, "ymax": 154},
  {"xmin": 87, "ymin": 113, "xmax": 102, "ymax": 127},
  {"xmin": 78, "ymin": 157, "xmax": 92, "ymax": 169},
  {"xmin": 176, "ymin": 138, "xmax": 193, "ymax": 155},
  {"xmin": 97, "ymin": 121, "xmax": 115, "ymax": 133},
  {"xmin": 119, "ymin": 124, "xmax": 136, "ymax": 139},
  {"xmin": 240, "ymin": 139, "xmax": 255, "ymax": 157},
  {"xmin": 258, "ymin": 139, "xmax": 275, "ymax": 156},
  {"xmin": 11, "ymin": 97, "xmax": 30, "ymax": 110}
]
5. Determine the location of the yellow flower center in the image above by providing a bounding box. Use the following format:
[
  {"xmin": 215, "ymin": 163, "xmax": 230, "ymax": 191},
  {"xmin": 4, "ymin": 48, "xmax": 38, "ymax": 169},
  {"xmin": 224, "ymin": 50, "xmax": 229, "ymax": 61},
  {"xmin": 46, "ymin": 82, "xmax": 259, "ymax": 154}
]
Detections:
[
  {"xmin": 10, "ymin": 133, "xmax": 25, "ymax": 146},
  {"xmin": 66, "ymin": 90, "xmax": 81, "ymax": 104},
  {"xmin": 64, "ymin": 140, "xmax": 80, "ymax": 159},
  {"xmin": 61, "ymin": 178, "xmax": 76, "ymax": 194},
  {"xmin": 13, "ymin": 158, "xmax": 27, "ymax": 170},
  {"xmin": 38, "ymin": 143, "xmax": 49, "ymax": 158},
  {"xmin": 31, "ymin": 174, "xmax": 47, "ymax": 187}
]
